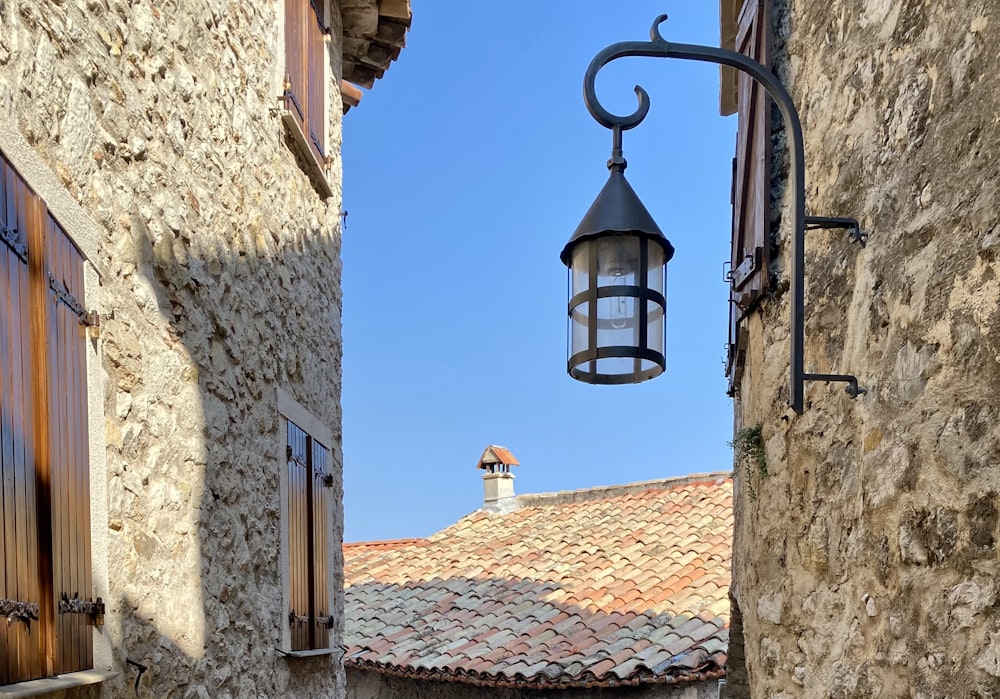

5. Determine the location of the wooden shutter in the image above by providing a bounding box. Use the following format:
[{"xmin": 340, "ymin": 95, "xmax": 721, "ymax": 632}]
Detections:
[
  {"xmin": 45, "ymin": 214, "xmax": 92, "ymax": 675},
  {"xmin": 285, "ymin": 0, "xmax": 308, "ymax": 131},
  {"xmin": 1, "ymin": 157, "xmax": 93, "ymax": 684},
  {"xmin": 310, "ymin": 439, "xmax": 329, "ymax": 650},
  {"xmin": 287, "ymin": 421, "xmax": 330, "ymax": 651},
  {"xmin": 287, "ymin": 421, "xmax": 310, "ymax": 651},
  {"xmin": 726, "ymin": 0, "xmax": 771, "ymax": 394},
  {"xmin": 284, "ymin": 0, "xmax": 327, "ymax": 165},
  {"xmin": 306, "ymin": 0, "xmax": 328, "ymax": 162},
  {"xmin": 0, "ymin": 157, "xmax": 44, "ymax": 684}
]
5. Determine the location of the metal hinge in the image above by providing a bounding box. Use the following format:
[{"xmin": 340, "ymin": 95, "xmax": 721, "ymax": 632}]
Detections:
[
  {"xmin": 290, "ymin": 611, "xmax": 335, "ymax": 629},
  {"xmin": 1, "ymin": 597, "xmax": 40, "ymax": 626},
  {"xmin": 1, "ymin": 223, "xmax": 27, "ymax": 261},
  {"xmin": 49, "ymin": 273, "xmax": 99, "ymax": 330},
  {"xmin": 59, "ymin": 593, "xmax": 106, "ymax": 625},
  {"xmin": 287, "ymin": 446, "xmax": 308, "ymax": 468}
]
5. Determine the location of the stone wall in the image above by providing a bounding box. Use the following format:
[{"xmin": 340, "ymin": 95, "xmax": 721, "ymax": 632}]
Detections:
[
  {"xmin": 0, "ymin": 1, "xmax": 347, "ymax": 696},
  {"xmin": 731, "ymin": 1, "xmax": 1000, "ymax": 697},
  {"xmin": 347, "ymin": 670, "xmax": 720, "ymax": 699}
]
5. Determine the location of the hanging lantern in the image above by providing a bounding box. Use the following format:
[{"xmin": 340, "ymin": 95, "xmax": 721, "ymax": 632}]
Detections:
[{"xmin": 560, "ymin": 144, "xmax": 674, "ymax": 385}]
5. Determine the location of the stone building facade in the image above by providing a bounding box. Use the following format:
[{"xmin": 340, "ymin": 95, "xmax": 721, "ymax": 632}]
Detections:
[
  {"xmin": 722, "ymin": 0, "xmax": 1000, "ymax": 697},
  {"xmin": 0, "ymin": 1, "xmax": 408, "ymax": 697}
]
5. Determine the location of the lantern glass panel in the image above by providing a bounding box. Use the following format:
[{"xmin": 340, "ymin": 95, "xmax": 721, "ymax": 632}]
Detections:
[
  {"xmin": 646, "ymin": 245, "xmax": 666, "ymax": 364},
  {"xmin": 569, "ymin": 243, "xmax": 591, "ymax": 363}
]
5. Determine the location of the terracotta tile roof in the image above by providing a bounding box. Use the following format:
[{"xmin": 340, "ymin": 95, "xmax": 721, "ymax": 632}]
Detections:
[{"xmin": 344, "ymin": 472, "xmax": 732, "ymax": 689}]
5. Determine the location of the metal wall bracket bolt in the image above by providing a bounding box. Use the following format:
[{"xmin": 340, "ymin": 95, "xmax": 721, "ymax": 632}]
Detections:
[
  {"xmin": 803, "ymin": 373, "xmax": 867, "ymax": 399},
  {"xmin": 805, "ymin": 215, "xmax": 869, "ymax": 247}
]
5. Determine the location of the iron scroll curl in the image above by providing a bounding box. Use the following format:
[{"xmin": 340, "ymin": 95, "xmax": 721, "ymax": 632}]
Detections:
[{"xmin": 582, "ymin": 15, "xmax": 675, "ymax": 131}]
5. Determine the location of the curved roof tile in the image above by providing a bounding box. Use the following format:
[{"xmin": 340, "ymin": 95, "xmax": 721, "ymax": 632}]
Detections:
[{"xmin": 344, "ymin": 473, "xmax": 732, "ymax": 689}]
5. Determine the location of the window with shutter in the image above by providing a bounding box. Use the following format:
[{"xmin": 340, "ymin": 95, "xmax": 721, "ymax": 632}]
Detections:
[
  {"xmin": 281, "ymin": 397, "xmax": 333, "ymax": 654},
  {"xmin": 283, "ymin": 0, "xmax": 330, "ymax": 180},
  {"xmin": 726, "ymin": 0, "xmax": 771, "ymax": 395},
  {"xmin": 1, "ymin": 155, "xmax": 94, "ymax": 686}
]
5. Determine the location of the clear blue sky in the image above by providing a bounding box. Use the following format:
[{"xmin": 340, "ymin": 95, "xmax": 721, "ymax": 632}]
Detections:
[{"xmin": 341, "ymin": 2, "xmax": 736, "ymax": 542}]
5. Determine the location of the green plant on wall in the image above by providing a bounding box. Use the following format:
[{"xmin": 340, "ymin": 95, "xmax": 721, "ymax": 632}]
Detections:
[{"xmin": 730, "ymin": 423, "xmax": 767, "ymax": 499}]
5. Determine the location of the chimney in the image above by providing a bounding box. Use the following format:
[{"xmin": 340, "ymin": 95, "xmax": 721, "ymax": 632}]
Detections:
[{"xmin": 476, "ymin": 445, "xmax": 519, "ymax": 513}]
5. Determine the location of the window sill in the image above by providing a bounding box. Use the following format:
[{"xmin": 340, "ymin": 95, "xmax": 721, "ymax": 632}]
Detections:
[
  {"xmin": 279, "ymin": 647, "xmax": 341, "ymax": 659},
  {"xmin": 280, "ymin": 109, "xmax": 334, "ymax": 199},
  {"xmin": 0, "ymin": 670, "xmax": 118, "ymax": 698}
]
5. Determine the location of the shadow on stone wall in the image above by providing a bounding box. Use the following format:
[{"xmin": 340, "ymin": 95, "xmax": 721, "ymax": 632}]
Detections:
[{"xmin": 89, "ymin": 191, "xmax": 344, "ymax": 698}]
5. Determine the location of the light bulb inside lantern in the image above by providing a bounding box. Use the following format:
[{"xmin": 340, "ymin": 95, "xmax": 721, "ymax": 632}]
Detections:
[{"xmin": 610, "ymin": 273, "xmax": 628, "ymax": 329}]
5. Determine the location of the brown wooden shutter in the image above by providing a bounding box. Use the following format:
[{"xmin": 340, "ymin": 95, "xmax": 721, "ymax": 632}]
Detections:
[
  {"xmin": 284, "ymin": 0, "xmax": 308, "ymax": 127},
  {"xmin": 726, "ymin": 0, "xmax": 771, "ymax": 394},
  {"xmin": 287, "ymin": 421, "xmax": 310, "ymax": 651},
  {"xmin": 287, "ymin": 420, "xmax": 330, "ymax": 651},
  {"xmin": 306, "ymin": 0, "xmax": 328, "ymax": 163},
  {"xmin": 1, "ymin": 157, "xmax": 44, "ymax": 684},
  {"xmin": 45, "ymin": 215, "xmax": 92, "ymax": 675},
  {"xmin": 310, "ymin": 439, "xmax": 329, "ymax": 650},
  {"xmin": 285, "ymin": 0, "xmax": 327, "ymax": 166}
]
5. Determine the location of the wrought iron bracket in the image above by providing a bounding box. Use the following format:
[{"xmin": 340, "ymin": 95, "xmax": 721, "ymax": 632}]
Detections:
[
  {"xmin": 805, "ymin": 216, "xmax": 868, "ymax": 247},
  {"xmin": 583, "ymin": 14, "xmax": 868, "ymax": 413}
]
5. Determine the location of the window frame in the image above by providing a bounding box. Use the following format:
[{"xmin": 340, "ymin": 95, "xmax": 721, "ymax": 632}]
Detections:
[{"xmin": 276, "ymin": 388, "xmax": 336, "ymax": 657}]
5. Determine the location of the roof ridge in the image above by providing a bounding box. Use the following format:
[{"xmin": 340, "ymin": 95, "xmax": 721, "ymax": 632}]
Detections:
[{"xmin": 514, "ymin": 471, "xmax": 732, "ymax": 508}]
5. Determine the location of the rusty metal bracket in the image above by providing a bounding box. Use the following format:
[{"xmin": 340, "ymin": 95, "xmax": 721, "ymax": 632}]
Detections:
[
  {"xmin": 1, "ymin": 223, "xmax": 27, "ymax": 261},
  {"xmin": 1, "ymin": 597, "xmax": 40, "ymax": 626},
  {"xmin": 316, "ymin": 614, "xmax": 335, "ymax": 629}
]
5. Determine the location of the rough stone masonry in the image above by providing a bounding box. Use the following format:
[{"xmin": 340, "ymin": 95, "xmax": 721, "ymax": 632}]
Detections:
[
  {"xmin": 730, "ymin": 0, "xmax": 1000, "ymax": 697},
  {"xmin": 0, "ymin": 1, "xmax": 348, "ymax": 697}
]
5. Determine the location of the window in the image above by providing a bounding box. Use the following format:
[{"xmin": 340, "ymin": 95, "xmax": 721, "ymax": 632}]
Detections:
[
  {"xmin": 282, "ymin": 0, "xmax": 332, "ymax": 194},
  {"xmin": 725, "ymin": 0, "xmax": 771, "ymax": 395},
  {"xmin": 278, "ymin": 390, "xmax": 334, "ymax": 655},
  {"xmin": 1, "ymin": 154, "xmax": 98, "ymax": 685}
]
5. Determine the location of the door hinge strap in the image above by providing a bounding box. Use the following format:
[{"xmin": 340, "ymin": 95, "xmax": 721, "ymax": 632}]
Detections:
[
  {"xmin": 49, "ymin": 273, "xmax": 85, "ymax": 318},
  {"xmin": 48, "ymin": 273, "xmax": 98, "ymax": 326},
  {"xmin": 1, "ymin": 223, "xmax": 27, "ymax": 261},
  {"xmin": 1, "ymin": 597, "xmax": 40, "ymax": 624},
  {"xmin": 58, "ymin": 593, "xmax": 105, "ymax": 618},
  {"xmin": 289, "ymin": 611, "xmax": 335, "ymax": 628}
]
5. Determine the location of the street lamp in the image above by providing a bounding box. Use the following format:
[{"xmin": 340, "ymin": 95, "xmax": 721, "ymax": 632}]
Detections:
[
  {"xmin": 560, "ymin": 125, "xmax": 674, "ymax": 385},
  {"xmin": 562, "ymin": 14, "xmax": 866, "ymax": 413}
]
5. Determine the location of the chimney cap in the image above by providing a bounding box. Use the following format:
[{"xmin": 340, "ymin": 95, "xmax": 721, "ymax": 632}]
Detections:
[{"xmin": 477, "ymin": 445, "xmax": 520, "ymax": 472}]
